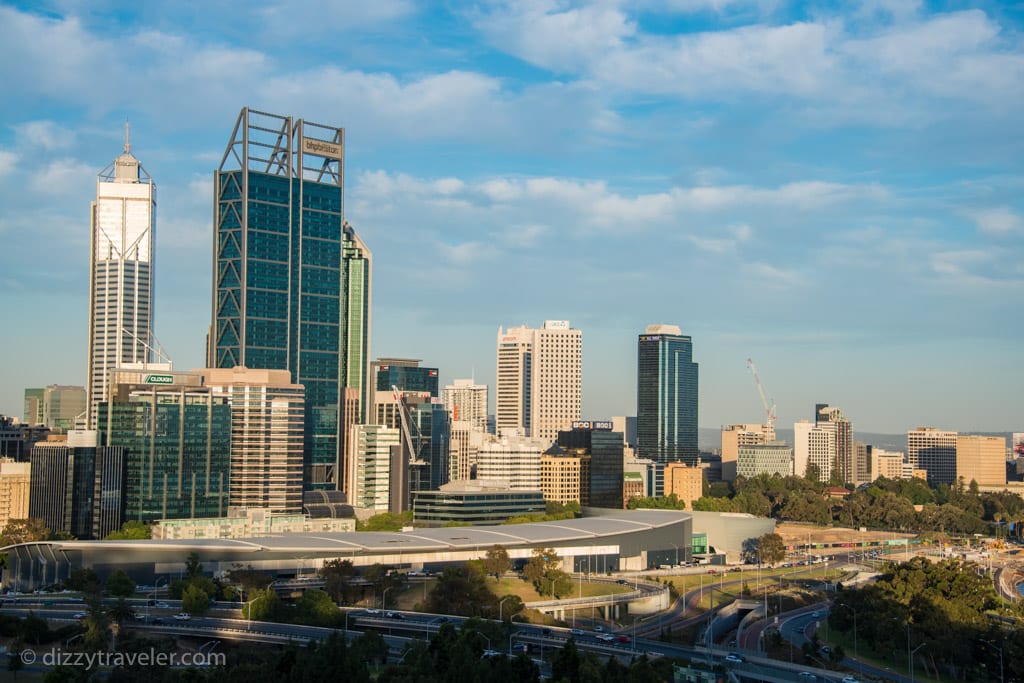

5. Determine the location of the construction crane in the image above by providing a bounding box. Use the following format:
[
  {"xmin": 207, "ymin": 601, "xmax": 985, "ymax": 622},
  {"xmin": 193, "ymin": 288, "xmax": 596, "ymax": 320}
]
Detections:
[
  {"xmin": 392, "ymin": 386, "xmax": 426, "ymax": 465},
  {"xmin": 746, "ymin": 358, "xmax": 777, "ymax": 435}
]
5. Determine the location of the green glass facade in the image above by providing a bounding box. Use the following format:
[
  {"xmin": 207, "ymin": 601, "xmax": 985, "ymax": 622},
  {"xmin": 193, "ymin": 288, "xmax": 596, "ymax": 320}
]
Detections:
[
  {"xmin": 637, "ymin": 330, "xmax": 699, "ymax": 469},
  {"xmin": 100, "ymin": 388, "xmax": 230, "ymax": 522},
  {"xmin": 212, "ymin": 109, "xmax": 371, "ymax": 491}
]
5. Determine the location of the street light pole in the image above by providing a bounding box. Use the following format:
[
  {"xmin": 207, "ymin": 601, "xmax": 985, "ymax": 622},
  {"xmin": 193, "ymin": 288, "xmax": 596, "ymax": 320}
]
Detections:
[
  {"xmin": 910, "ymin": 642, "xmax": 926, "ymax": 683},
  {"xmin": 382, "ymin": 586, "xmax": 393, "ymax": 610},
  {"xmin": 499, "ymin": 596, "xmax": 513, "ymax": 622}
]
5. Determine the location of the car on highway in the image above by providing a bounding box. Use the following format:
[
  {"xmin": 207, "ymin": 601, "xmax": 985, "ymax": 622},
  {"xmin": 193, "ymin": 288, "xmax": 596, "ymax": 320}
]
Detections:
[
  {"xmin": 724, "ymin": 653, "xmax": 745, "ymax": 664},
  {"xmin": 385, "ymin": 611, "xmax": 404, "ymax": 619},
  {"xmin": 569, "ymin": 629, "xmax": 584, "ymax": 636},
  {"xmin": 841, "ymin": 677, "xmax": 860, "ymax": 683},
  {"xmin": 173, "ymin": 613, "xmax": 190, "ymax": 621},
  {"xmin": 156, "ymin": 602, "xmax": 169, "ymax": 609},
  {"xmin": 594, "ymin": 625, "xmax": 604, "ymax": 632},
  {"xmin": 73, "ymin": 612, "xmax": 87, "ymax": 620},
  {"xmin": 365, "ymin": 608, "xmax": 380, "ymax": 615},
  {"xmin": 597, "ymin": 634, "xmax": 616, "ymax": 642},
  {"xmin": 811, "ymin": 611, "xmax": 822, "ymax": 618},
  {"xmin": 616, "ymin": 635, "xmax": 631, "ymax": 643},
  {"xmin": 616, "ymin": 579, "xmax": 628, "ymax": 585},
  {"xmin": 482, "ymin": 650, "xmax": 503, "ymax": 658},
  {"xmin": 797, "ymin": 673, "xmax": 817, "ymax": 680}
]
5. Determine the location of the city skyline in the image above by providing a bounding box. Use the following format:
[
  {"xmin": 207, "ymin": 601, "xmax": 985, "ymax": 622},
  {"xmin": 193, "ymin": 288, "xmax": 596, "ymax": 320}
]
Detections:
[{"xmin": 1, "ymin": 2, "xmax": 1021, "ymax": 434}]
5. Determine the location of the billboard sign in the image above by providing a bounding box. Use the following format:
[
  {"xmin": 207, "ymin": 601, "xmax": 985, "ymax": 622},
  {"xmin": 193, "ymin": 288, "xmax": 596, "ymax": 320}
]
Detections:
[{"xmin": 144, "ymin": 374, "xmax": 174, "ymax": 385}]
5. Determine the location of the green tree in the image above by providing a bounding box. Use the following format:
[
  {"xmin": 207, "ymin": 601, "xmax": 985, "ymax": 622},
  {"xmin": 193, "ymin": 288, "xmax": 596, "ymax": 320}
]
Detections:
[
  {"xmin": 63, "ymin": 567, "xmax": 100, "ymax": 593},
  {"xmin": 318, "ymin": 559, "xmax": 357, "ymax": 604},
  {"xmin": 105, "ymin": 569, "xmax": 136, "ymax": 598},
  {"xmin": 483, "ymin": 545, "xmax": 511, "ymax": 579},
  {"xmin": 356, "ymin": 511, "xmax": 413, "ymax": 532},
  {"xmin": 103, "ymin": 521, "xmax": 151, "ymax": 540},
  {"xmin": 756, "ymin": 533, "xmax": 787, "ymax": 565},
  {"xmin": 295, "ymin": 589, "xmax": 342, "ymax": 627},
  {"xmin": 247, "ymin": 588, "xmax": 283, "ymax": 621},
  {"xmin": 0, "ymin": 519, "xmax": 50, "ymax": 546},
  {"xmin": 181, "ymin": 583, "xmax": 209, "ymax": 615},
  {"xmin": 185, "ymin": 552, "xmax": 203, "ymax": 579},
  {"xmin": 423, "ymin": 565, "xmax": 498, "ymax": 617}
]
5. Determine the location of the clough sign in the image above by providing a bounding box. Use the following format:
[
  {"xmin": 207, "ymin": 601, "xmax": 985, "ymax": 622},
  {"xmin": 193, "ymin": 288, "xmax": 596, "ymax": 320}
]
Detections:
[{"xmin": 302, "ymin": 137, "xmax": 343, "ymax": 160}]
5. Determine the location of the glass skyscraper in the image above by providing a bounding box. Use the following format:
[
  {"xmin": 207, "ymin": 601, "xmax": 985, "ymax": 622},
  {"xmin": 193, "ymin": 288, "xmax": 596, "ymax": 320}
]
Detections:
[
  {"xmin": 211, "ymin": 108, "xmax": 372, "ymax": 491},
  {"xmin": 86, "ymin": 128, "xmax": 156, "ymax": 429},
  {"xmin": 636, "ymin": 325, "xmax": 699, "ymax": 477}
]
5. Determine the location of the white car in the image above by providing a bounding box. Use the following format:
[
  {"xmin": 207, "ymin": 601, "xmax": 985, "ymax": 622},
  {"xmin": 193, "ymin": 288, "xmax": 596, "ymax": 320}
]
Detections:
[
  {"xmin": 156, "ymin": 602, "xmax": 170, "ymax": 609},
  {"xmin": 173, "ymin": 613, "xmax": 190, "ymax": 621},
  {"xmin": 798, "ymin": 673, "xmax": 817, "ymax": 681},
  {"xmin": 842, "ymin": 677, "xmax": 860, "ymax": 683},
  {"xmin": 724, "ymin": 653, "xmax": 745, "ymax": 664},
  {"xmin": 597, "ymin": 634, "xmax": 616, "ymax": 642}
]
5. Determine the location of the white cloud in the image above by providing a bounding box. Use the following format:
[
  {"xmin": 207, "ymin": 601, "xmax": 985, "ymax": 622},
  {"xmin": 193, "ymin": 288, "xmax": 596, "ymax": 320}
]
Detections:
[
  {"xmin": 13, "ymin": 121, "xmax": 76, "ymax": 150},
  {"xmin": 0, "ymin": 150, "xmax": 17, "ymax": 177},
  {"xmin": 967, "ymin": 207, "xmax": 1023, "ymax": 236},
  {"xmin": 256, "ymin": 0, "xmax": 414, "ymax": 34},
  {"xmin": 28, "ymin": 158, "xmax": 95, "ymax": 196}
]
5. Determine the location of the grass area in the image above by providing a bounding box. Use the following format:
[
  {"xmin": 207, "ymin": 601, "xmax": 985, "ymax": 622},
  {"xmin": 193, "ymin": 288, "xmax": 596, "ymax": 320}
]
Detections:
[{"xmin": 387, "ymin": 575, "xmax": 632, "ymax": 611}]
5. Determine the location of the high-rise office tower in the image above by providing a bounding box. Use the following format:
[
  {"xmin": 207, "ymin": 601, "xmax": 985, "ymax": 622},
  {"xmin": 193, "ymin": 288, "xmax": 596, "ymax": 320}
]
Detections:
[
  {"xmin": 636, "ymin": 325, "xmax": 699, "ymax": 489},
  {"xmin": 956, "ymin": 435, "xmax": 1005, "ymax": 487},
  {"xmin": 86, "ymin": 128, "xmax": 157, "ymax": 429},
  {"xmin": 495, "ymin": 321, "xmax": 582, "ymax": 443},
  {"xmin": 557, "ymin": 422, "xmax": 624, "ymax": 508},
  {"xmin": 444, "ymin": 379, "xmax": 488, "ymax": 433},
  {"xmin": 793, "ymin": 419, "xmax": 836, "ymax": 481},
  {"xmin": 99, "ymin": 369, "xmax": 230, "ymax": 523},
  {"xmin": 201, "ymin": 367, "xmax": 305, "ymax": 513},
  {"xmin": 815, "ymin": 404, "xmax": 854, "ymax": 484},
  {"xmin": 211, "ymin": 108, "xmax": 372, "ymax": 492},
  {"xmin": 907, "ymin": 427, "xmax": 957, "ymax": 485}
]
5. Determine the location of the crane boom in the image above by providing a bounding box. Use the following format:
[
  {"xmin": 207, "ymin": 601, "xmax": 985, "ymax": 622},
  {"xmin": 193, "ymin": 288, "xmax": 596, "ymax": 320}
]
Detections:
[
  {"xmin": 746, "ymin": 358, "xmax": 777, "ymax": 431},
  {"xmin": 392, "ymin": 386, "xmax": 425, "ymax": 464}
]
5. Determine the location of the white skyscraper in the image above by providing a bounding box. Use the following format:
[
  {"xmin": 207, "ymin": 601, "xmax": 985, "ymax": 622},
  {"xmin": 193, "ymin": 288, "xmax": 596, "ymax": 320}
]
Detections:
[
  {"xmin": 85, "ymin": 128, "xmax": 157, "ymax": 429},
  {"xmin": 495, "ymin": 320, "xmax": 582, "ymax": 444},
  {"xmin": 793, "ymin": 420, "xmax": 835, "ymax": 481},
  {"xmin": 443, "ymin": 379, "xmax": 488, "ymax": 434}
]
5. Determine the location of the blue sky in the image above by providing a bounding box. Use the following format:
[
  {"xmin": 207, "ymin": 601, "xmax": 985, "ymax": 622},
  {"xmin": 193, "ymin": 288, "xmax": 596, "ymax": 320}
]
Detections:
[{"xmin": 1, "ymin": 0, "xmax": 1021, "ymax": 434}]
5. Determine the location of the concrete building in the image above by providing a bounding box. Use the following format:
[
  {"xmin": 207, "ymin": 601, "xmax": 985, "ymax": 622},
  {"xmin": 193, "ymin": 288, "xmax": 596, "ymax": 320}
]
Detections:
[
  {"xmin": 720, "ymin": 424, "xmax": 773, "ymax": 482},
  {"xmin": 611, "ymin": 416, "xmax": 637, "ymax": 449},
  {"xmin": 623, "ymin": 454, "xmax": 657, "ymax": 505},
  {"xmin": 412, "ymin": 480, "xmax": 546, "ymax": 526},
  {"xmin": 86, "ymin": 129, "xmax": 157, "ymax": 430},
  {"xmin": 448, "ymin": 420, "xmax": 485, "ymax": 482},
  {"xmin": 211, "ymin": 108, "xmax": 372, "ymax": 492},
  {"xmin": 0, "ymin": 459, "xmax": 31, "ymax": 530},
  {"xmin": 870, "ymin": 447, "xmax": 906, "ymax": 481},
  {"xmin": 956, "ymin": 435, "xmax": 1006, "ymax": 487},
  {"xmin": 907, "ymin": 427, "xmax": 958, "ymax": 485},
  {"xmin": 737, "ymin": 442, "xmax": 793, "ymax": 479},
  {"xmin": 475, "ymin": 436, "xmax": 546, "ymax": 490},
  {"xmin": 794, "ymin": 420, "xmax": 835, "ymax": 481},
  {"xmin": 346, "ymin": 424, "xmax": 399, "ymax": 512},
  {"xmin": 816, "ymin": 405, "xmax": 855, "ymax": 484},
  {"xmin": 201, "ymin": 367, "xmax": 305, "ymax": 514},
  {"xmin": 151, "ymin": 508, "xmax": 354, "ymax": 540},
  {"xmin": 23, "ymin": 386, "xmax": 86, "ymax": 433},
  {"xmin": 28, "ymin": 437, "xmax": 98, "ymax": 539},
  {"xmin": 541, "ymin": 451, "xmax": 589, "ymax": 505},
  {"xmin": 495, "ymin": 320, "xmax": 582, "ymax": 444},
  {"xmin": 637, "ymin": 325, "xmax": 699, "ymax": 480},
  {"xmin": 663, "ymin": 463, "xmax": 704, "ymax": 510},
  {"xmin": 623, "ymin": 471, "xmax": 645, "ymax": 508},
  {"xmin": 443, "ymin": 379, "xmax": 488, "ymax": 434}
]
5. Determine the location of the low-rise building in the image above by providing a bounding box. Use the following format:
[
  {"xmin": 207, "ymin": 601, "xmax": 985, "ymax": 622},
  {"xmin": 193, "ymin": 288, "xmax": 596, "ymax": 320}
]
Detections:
[{"xmin": 151, "ymin": 508, "xmax": 354, "ymax": 539}]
